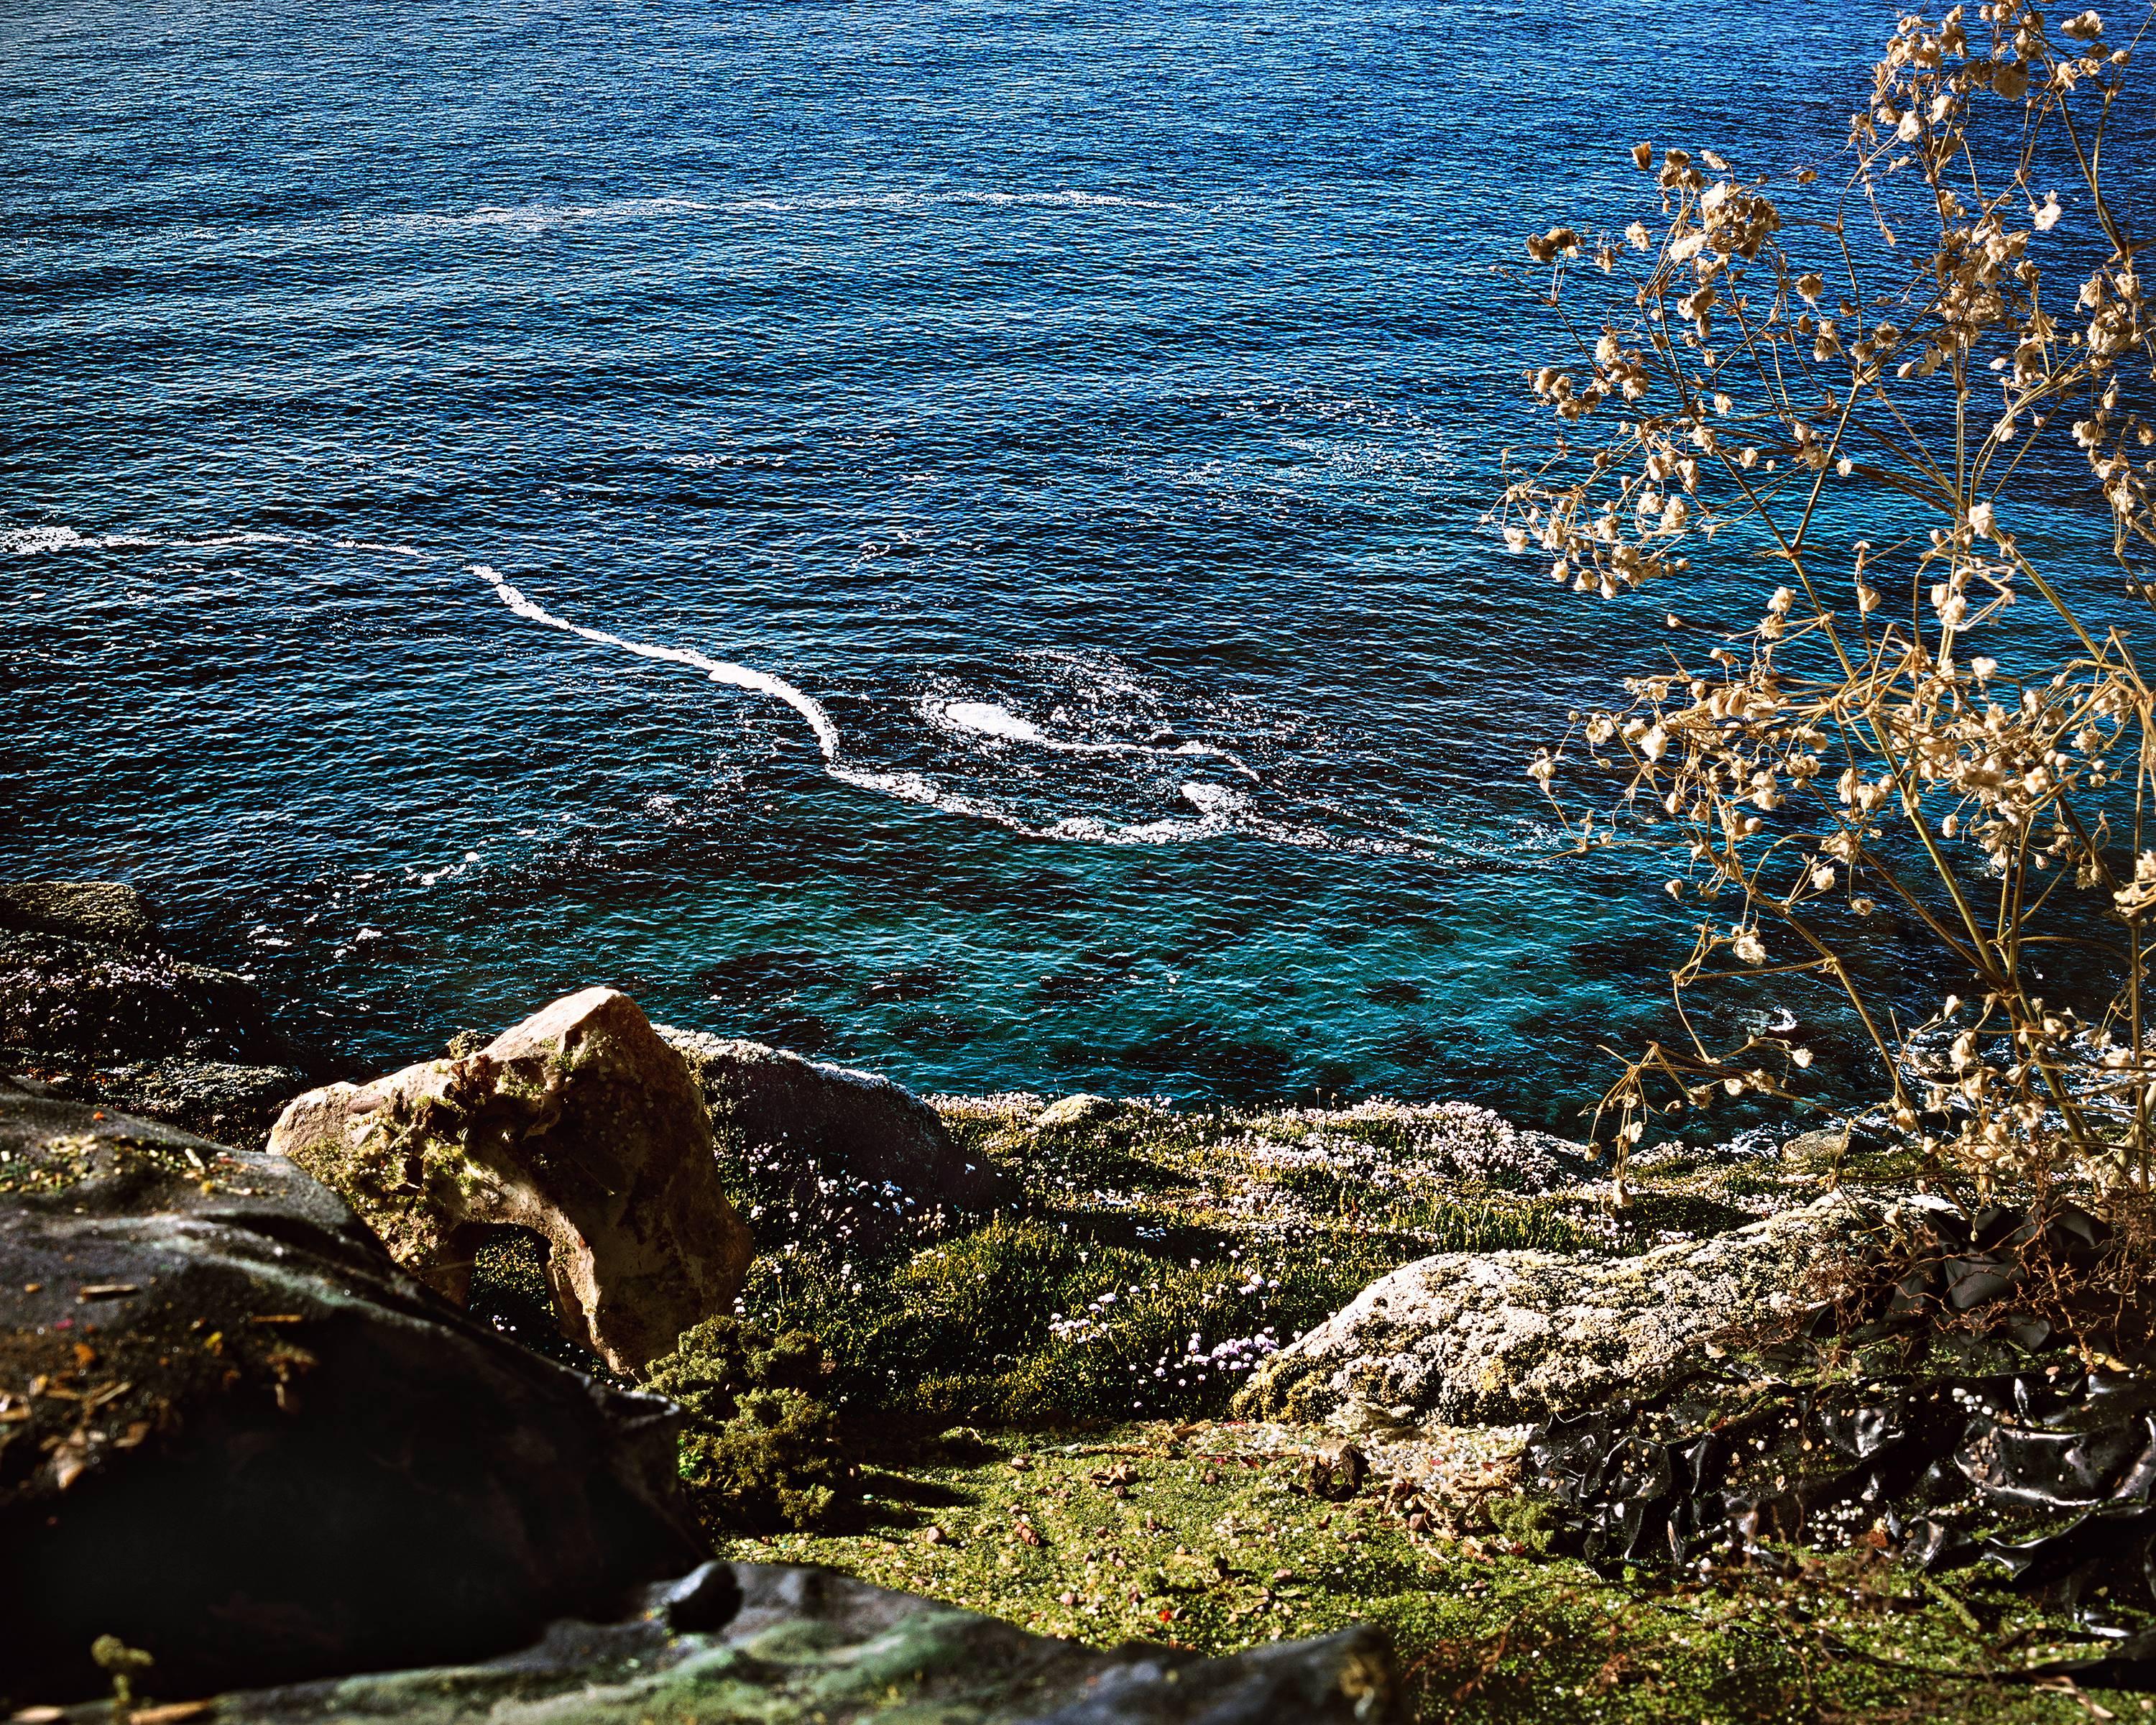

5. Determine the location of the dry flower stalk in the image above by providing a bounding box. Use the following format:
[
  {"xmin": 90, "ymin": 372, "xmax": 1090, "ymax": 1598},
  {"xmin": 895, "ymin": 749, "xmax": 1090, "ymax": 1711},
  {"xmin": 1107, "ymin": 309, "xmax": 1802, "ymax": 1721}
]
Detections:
[{"xmin": 1496, "ymin": 4, "xmax": 2156, "ymax": 1204}]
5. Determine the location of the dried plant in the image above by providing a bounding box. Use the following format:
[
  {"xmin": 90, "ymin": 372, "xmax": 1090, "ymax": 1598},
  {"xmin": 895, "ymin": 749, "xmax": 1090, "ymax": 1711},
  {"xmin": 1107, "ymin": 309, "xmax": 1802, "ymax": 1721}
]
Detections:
[{"xmin": 1496, "ymin": 4, "xmax": 2156, "ymax": 1205}]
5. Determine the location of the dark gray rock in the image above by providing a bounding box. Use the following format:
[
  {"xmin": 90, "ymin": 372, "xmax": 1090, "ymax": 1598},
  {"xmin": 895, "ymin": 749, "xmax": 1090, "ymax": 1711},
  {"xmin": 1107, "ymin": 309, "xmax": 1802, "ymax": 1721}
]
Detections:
[
  {"xmin": 0, "ymin": 1080, "xmax": 706, "ymax": 1706},
  {"xmin": 660, "ymin": 1029, "xmax": 1018, "ymax": 1253},
  {"xmin": 0, "ymin": 879, "xmax": 333, "ymax": 1149},
  {"xmin": 0, "ymin": 881, "xmax": 157, "ymax": 949},
  {"xmin": 22, "ymin": 1561, "xmax": 1400, "ymax": 1724},
  {"xmin": 48, "ymin": 1057, "xmax": 313, "ymax": 1145},
  {"xmin": 0, "ymin": 926, "xmax": 287, "ymax": 1065}
]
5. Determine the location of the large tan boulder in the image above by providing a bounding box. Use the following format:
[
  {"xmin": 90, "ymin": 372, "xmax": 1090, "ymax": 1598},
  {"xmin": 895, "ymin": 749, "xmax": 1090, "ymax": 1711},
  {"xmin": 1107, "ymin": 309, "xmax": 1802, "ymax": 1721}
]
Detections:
[{"xmin": 269, "ymin": 988, "xmax": 752, "ymax": 1371}]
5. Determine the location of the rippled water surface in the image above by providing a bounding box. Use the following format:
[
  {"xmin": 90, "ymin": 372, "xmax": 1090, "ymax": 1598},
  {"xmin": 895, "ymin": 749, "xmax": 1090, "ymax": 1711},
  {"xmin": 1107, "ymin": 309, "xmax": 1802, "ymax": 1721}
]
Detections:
[{"xmin": 1, "ymin": 0, "xmax": 1889, "ymax": 1123}]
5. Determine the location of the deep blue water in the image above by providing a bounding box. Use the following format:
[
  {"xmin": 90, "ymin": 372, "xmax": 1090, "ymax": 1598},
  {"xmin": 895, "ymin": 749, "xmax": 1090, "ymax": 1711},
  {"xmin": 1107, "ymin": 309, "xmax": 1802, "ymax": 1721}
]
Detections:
[{"xmin": 1, "ymin": 0, "xmax": 1897, "ymax": 1127}]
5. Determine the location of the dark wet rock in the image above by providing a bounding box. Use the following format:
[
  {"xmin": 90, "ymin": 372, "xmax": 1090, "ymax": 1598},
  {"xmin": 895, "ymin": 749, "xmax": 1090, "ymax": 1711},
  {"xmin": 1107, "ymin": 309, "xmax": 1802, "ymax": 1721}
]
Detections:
[
  {"xmin": 0, "ymin": 1080, "xmax": 706, "ymax": 1706},
  {"xmin": 0, "ymin": 926, "xmax": 289, "ymax": 1067},
  {"xmin": 660, "ymin": 1029, "xmax": 1018, "ymax": 1253},
  {"xmin": 44, "ymin": 1057, "xmax": 314, "ymax": 1146},
  {"xmin": 27, "ymin": 1561, "xmax": 1401, "ymax": 1724},
  {"xmin": 0, "ymin": 879, "xmax": 331, "ymax": 1149},
  {"xmin": 0, "ymin": 880, "xmax": 157, "ymax": 949},
  {"xmin": 1523, "ymin": 1363, "xmax": 2156, "ymax": 1618},
  {"xmin": 1235, "ymin": 1192, "xmax": 1876, "ymax": 1429},
  {"xmin": 271, "ymin": 989, "xmax": 754, "ymax": 1373}
]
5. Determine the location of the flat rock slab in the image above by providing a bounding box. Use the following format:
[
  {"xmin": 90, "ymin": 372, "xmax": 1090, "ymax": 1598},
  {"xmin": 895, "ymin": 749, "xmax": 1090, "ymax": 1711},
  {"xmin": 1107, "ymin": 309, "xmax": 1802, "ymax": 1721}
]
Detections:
[
  {"xmin": 662, "ymin": 1029, "xmax": 1017, "ymax": 1252},
  {"xmin": 48, "ymin": 1563, "xmax": 1400, "ymax": 1724},
  {"xmin": 0, "ymin": 1080, "xmax": 705, "ymax": 1705},
  {"xmin": 1235, "ymin": 1192, "xmax": 1876, "ymax": 1428}
]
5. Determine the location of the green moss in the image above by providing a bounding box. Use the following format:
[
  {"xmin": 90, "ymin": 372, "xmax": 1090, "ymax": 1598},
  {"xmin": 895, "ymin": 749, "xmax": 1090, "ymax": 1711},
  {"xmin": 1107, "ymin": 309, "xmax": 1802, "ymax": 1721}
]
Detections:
[
  {"xmin": 760, "ymin": 1426, "xmax": 2128, "ymax": 1724},
  {"xmin": 740, "ymin": 1212, "xmax": 1419, "ymax": 1427},
  {"xmin": 610, "ymin": 1093, "xmax": 2148, "ymax": 1721},
  {"xmin": 645, "ymin": 1315, "xmax": 853, "ymax": 1534},
  {"xmin": 727, "ymin": 1097, "xmax": 1621, "ymax": 1432}
]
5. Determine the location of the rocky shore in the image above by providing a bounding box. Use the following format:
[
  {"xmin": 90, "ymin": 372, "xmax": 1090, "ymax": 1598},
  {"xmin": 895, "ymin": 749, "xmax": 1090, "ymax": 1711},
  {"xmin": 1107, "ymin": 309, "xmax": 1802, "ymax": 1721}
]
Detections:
[{"xmin": 4, "ymin": 883, "xmax": 2149, "ymax": 1724}]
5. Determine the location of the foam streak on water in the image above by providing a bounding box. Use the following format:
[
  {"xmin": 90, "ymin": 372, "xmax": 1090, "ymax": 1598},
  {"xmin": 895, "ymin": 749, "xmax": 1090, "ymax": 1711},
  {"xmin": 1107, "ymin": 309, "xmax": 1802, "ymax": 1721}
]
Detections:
[
  {"xmin": 474, "ymin": 564, "xmax": 843, "ymax": 759},
  {"xmin": 926, "ymin": 696, "xmax": 1260, "ymax": 779},
  {"xmin": 480, "ymin": 565, "xmax": 1398, "ymax": 851}
]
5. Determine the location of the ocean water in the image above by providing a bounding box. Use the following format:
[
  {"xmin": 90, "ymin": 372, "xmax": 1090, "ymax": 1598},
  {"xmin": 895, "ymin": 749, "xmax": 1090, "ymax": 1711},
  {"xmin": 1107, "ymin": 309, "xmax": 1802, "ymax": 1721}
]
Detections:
[{"xmin": 1, "ymin": 0, "xmax": 1892, "ymax": 1128}]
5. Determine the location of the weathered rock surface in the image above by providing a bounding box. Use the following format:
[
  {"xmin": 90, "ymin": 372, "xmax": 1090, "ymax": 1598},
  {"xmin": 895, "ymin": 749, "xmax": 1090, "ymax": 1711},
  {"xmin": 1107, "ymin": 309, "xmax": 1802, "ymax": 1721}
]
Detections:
[
  {"xmin": 271, "ymin": 989, "xmax": 753, "ymax": 1371},
  {"xmin": 661, "ymin": 1029, "xmax": 1017, "ymax": 1252},
  {"xmin": 0, "ymin": 880, "xmax": 159, "ymax": 949},
  {"xmin": 0, "ymin": 880, "xmax": 326, "ymax": 1146},
  {"xmin": 1032, "ymin": 1092, "xmax": 1118, "ymax": 1131},
  {"xmin": 0, "ymin": 1079, "xmax": 706, "ymax": 1706},
  {"xmin": 1235, "ymin": 1192, "xmax": 1876, "ymax": 1428},
  {"xmin": 40, "ymin": 1562, "xmax": 1399, "ymax": 1724}
]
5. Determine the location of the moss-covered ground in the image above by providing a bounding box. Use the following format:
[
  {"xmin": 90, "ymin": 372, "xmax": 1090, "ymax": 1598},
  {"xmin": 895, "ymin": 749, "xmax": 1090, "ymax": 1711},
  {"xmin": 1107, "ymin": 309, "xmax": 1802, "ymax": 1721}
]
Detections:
[
  {"xmin": 480, "ymin": 1091, "xmax": 2147, "ymax": 1721},
  {"xmin": 751, "ymin": 1421, "xmax": 2140, "ymax": 1724}
]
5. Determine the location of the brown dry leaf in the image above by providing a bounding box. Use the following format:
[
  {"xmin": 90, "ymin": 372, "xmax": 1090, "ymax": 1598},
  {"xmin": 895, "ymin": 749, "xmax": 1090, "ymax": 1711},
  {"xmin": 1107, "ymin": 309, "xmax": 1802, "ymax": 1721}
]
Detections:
[{"xmin": 51, "ymin": 1433, "xmax": 90, "ymax": 1491}]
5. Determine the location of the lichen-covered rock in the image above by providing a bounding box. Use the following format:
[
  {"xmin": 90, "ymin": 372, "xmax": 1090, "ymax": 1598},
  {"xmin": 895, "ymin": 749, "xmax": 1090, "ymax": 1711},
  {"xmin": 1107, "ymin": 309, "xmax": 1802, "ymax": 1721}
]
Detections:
[
  {"xmin": 660, "ymin": 1029, "xmax": 1016, "ymax": 1253},
  {"xmin": 0, "ymin": 1078, "xmax": 706, "ymax": 1706},
  {"xmin": 271, "ymin": 989, "xmax": 752, "ymax": 1372},
  {"xmin": 1235, "ymin": 1192, "xmax": 1876, "ymax": 1428},
  {"xmin": 1033, "ymin": 1092, "xmax": 1118, "ymax": 1130},
  {"xmin": 35, "ymin": 1562, "xmax": 1400, "ymax": 1724}
]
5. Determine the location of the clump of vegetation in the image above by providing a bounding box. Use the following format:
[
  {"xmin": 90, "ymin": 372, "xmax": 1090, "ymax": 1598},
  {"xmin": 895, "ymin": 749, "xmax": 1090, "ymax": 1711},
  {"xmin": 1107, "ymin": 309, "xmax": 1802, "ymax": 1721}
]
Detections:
[
  {"xmin": 731, "ymin": 1092, "xmax": 1651, "ymax": 1432},
  {"xmin": 1499, "ymin": 4, "xmax": 2156, "ymax": 1282},
  {"xmin": 642, "ymin": 1315, "xmax": 852, "ymax": 1534}
]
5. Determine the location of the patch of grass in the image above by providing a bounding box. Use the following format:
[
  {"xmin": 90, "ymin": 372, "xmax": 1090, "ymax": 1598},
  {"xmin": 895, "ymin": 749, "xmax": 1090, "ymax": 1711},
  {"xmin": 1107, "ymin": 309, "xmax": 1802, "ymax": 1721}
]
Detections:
[
  {"xmin": 741, "ymin": 1213, "xmax": 1411, "ymax": 1426},
  {"xmin": 729, "ymin": 1097, "xmax": 1782, "ymax": 1434},
  {"xmin": 759, "ymin": 1426, "xmax": 2131, "ymax": 1724}
]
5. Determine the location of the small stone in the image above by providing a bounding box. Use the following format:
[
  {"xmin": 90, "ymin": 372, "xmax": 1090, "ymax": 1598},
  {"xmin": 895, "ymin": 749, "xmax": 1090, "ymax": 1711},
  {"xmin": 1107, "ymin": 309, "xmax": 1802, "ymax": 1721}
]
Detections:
[
  {"xmin": 655, "ymin": 1561, "xmax": 743, "ymax": 1634},
  {"xmin": 1032, "ymin": 1092, "xmax": 1118, "ymax": 1130}
]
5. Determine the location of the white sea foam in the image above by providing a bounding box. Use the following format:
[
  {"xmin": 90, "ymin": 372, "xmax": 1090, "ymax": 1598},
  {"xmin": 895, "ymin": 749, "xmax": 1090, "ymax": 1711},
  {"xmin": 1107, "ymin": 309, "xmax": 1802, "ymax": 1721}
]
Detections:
[
  {"xmin": 924, "ymin": 694, "xmax": 1260, "ymax": 778},
  {"xmin": 333, "ymin": 538, "xmax": 425, "ymax": 557},
  {"xmin": 0, "ymin": 524, "xmax": 165, "ymax": 556},
  {"xmin": 476, "ymin": 568, "xmax": 1414, "ymax": 853},
  {"xmin": 474, "ymin": 564, "xmax": 841, "ymax": 758},
  {"xmin": 832, "ymin": 767, "xmax": 1226, "ymax": 847},
  {"xmin": 1, "ymin": 523, "xmax": 315, "ymax": 557},
  {"xmin": 399, "ymin": 188, "xmax": 1181, "ymax": 235},
  {"xmin": 1, "ymin": 525, "xmax": 98, "ymax": 556}
]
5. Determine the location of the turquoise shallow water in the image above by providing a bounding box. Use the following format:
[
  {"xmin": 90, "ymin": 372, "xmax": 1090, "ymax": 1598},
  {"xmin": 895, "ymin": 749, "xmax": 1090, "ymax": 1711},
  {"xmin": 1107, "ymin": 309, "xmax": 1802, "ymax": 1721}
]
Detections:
[{"xmin": 1, "ymin": 0, "xmax": 1890, "ymax": 1126}]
